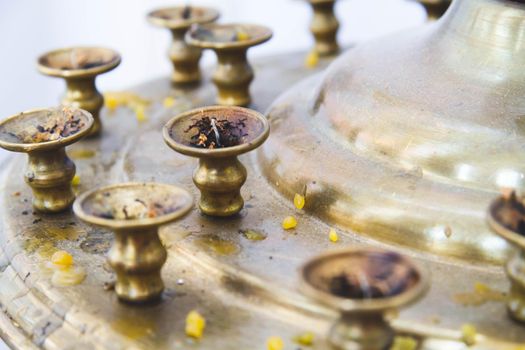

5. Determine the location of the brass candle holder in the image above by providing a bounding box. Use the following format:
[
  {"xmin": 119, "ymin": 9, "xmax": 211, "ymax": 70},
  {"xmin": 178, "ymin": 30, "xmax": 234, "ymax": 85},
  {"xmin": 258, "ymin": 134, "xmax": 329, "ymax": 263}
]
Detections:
[
  {"xmin": 415, "ymin": 0, "xmax": 451, "ymax": 21},
  {"xmin": 37, "ymin": 47, "xmax": 121, "ymax": 137},
  {"xmin": 487, "ymin": 192, "xmax": 525, "ymax": 322},
  {"xmin": 186, "ymin": 23, "xmax": 273, "ymax": 106},
  {"xmin": 0, "ymin": 107, "xmax": 93, "ymax": 213},
  {"xmin": 147, "ymin": 6, "xmax": 219, "ymax": 85},
  {"xmin": 73, "ymin": 182, "xmax": 193, "ymax": 303},
  {"xmin": 308, "ymin": 0, "xmax": 340, "ymax": 56},
  {"xmin": 300, "ymin": 248, "xmax": 428, "ymax": 350},
  {"xmin": 163, "ymin": 105, "xmax": 270, "ymax": 217}
]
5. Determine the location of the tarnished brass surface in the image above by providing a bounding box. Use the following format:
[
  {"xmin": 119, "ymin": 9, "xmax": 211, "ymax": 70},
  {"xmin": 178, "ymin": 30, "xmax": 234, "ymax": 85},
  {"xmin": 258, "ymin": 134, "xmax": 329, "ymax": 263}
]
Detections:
[
  {"xmin": 416, "ymin": 0, "xmax": 452, "ymax": 20},
  {"xmin": 186, "ymin": 23, "xmax": 273, "ymax": 106},
  {"xmin": 73, "ymin": 182, "xmax": 193, "ymax": 303},
  {"xmin": 1, "ymin": 50, "xmax": 525, "ymax": 349},
  {"xmin": 259, "ymin": 0, "xmax": 525, "ymax": 266},
  {"xmin": 163, "ymin": 106, "xmax": 269, "ymax": 216},
  {"xmin": 307, "ymin": 0, "xmax": 340, "ymax": 56},
  {"xmin": 300, "ymin": 248, "xmax": 428, "ymax": 349},
  {"xmin": 147, "ymin": 6, "xmax": 219, "ymax": 85},
  {"xmin": 487, "ymin": 194, "xmax": 525, "ymax": 322},
  {"xmin": 0, "ymin": 108, "xmax": 93, "ymax": 213},
  {"xmin": 37, "ymin": 47, "xmax": 121, "ymax": 137}
]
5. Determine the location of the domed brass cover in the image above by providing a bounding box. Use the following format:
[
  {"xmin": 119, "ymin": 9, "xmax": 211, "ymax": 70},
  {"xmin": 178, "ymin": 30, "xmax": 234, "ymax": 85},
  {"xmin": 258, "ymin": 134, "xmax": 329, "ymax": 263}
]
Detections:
[{"xmin": 259, "ymin": 0, "xmax": 525, "ymax": 265}]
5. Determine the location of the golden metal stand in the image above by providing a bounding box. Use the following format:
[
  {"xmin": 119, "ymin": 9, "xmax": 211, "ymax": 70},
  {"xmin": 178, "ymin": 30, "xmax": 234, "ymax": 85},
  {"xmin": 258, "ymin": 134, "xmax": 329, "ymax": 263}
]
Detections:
[
  {"xmin": 308, "ymin": 0, "xmax": 340, "ymax": 55},
  {"xmin": 186, "ymin": 23, "xmax": 273, "ymax": 106},
  {"xmin": 37, "ymin": 47, "xmax": 120, "ymax": 137},
  {"xmin": 0, "ymin": 108, "xmax": 93, "ymax": 212},
  {"xmin": 147, "ymin": 6, "xmax": 220, "ymax": 85},
  {"xmin": 163, "ymin": 106, "xmax": 269, "ymax": 216},
  {"xmin": 73, "ymin": 183, "xmax": 193, "ymax": 303}
]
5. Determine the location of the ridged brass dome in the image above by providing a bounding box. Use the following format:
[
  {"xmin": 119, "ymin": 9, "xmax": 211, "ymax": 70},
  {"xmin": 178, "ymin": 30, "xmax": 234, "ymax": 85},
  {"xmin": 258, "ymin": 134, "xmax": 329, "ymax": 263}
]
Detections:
[{"xmin": 260, "ymin": 0, "xmax": 525, "ymax": 264}]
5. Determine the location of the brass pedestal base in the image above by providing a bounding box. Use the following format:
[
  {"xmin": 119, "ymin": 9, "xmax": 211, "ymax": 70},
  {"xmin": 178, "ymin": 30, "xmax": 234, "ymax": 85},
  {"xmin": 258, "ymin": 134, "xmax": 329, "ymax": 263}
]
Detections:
[
  {"xmin": 168, "ymin": 32, "xmax": 203, "ymax": 85},
  {"xmin": 26, "ymin": 149, "xmax": 76, "ymax": 213},
  {"xmin": 309, "ymin": 0, "xmax": 340, "ymax": 56},
  {"xmin": 147, "ymin": 6, "xmax": 220, "ymax": 85},
  {"xmin": 329, "ymin": 314, "xmax": 394, "ymax": 350},
  {"xmin": 186, "ymin": 24, "xmax": 273, "ymax": 107},
  {"xmin": 109, "ymin": 228, "xmax": 167, "ymax": 303},
  {"xmin": 194, "ymin": 157, "xmax": 247, "ymax": 217},
  {"xmin": 212, "ymin": 50, "xmax": 253, "ymax": 107},
  {"xmin": 62, "ymin": 78, "xmax": 104, "ymax": 137},
  {"xmin": 37, "ymin": 47, "xmax": 121, "ymax": 138},
  {"xmin": 507, "ymin": 253, "xmax": 525, "ymax": 322}
]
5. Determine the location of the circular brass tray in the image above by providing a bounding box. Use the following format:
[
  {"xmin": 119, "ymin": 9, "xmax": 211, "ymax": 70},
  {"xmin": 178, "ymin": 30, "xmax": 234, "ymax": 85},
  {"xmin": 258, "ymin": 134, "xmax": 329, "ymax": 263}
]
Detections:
[{"xmin": 0, "ymin": 51, "xmax": 523, "ymax": 349}]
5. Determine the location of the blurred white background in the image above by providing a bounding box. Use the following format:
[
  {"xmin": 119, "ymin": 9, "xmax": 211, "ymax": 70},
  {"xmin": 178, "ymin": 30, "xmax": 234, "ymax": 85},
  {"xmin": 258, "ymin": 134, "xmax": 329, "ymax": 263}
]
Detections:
[
  {"xmin": 0, "ymin": 0, "xmax": 425, "ymax": 348},
  {"xmin": 0, "ymin": 0, "xmax": 426, "ymax": 118}
]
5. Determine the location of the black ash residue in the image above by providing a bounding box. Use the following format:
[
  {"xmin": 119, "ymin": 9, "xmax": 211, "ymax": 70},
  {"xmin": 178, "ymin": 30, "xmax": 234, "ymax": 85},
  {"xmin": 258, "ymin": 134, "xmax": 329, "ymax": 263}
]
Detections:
[
  {"xmin": 16, "ymin": 108, "xmax": 87, "ymax": 143},
  {"xmin": 493, "ymin": 190, "xmax": 525, "ymax": 236},
  {"xmin": 326, "ymin": 252, "xmax": 417, "ymax": 299},
  {"xmin": 184, "ymin": 116, "xmax": 247, "ymax": 149},
  {"xmin": 91, "ymin": 194, "xmax": 183, "ymax": 221}
]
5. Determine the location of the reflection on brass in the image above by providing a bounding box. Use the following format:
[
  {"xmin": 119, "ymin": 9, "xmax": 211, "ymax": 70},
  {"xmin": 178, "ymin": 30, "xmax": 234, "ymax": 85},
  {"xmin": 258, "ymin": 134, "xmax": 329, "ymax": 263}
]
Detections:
[
  {"xmin": 147, "ymin": 6, "xmax": 219, "ymax": 85},
  {"xmin": 37, "ymin": 47, "xmax": 121, "ymax": 137},
  {"xmin": 186, "ymin": 23, "xmax": 272, "ymax": 106},
  {"xmin": 0, "ymin": 108, "xmax": 93, "ymax": 213},
  {"xmin": 259, "ymin": 0, "xmax": 525, "ymax": 265},
  {"xmin": 487, "ymin": 193, "xmax": 525, "ymax": 322},
  {"xmin": 300, "ymin": 249, "xmax": 428, "ymax": 349},
  {"xmin": 73, "ymin": 182, "xmax": 193, "ymax": 303},
  {"xmin": 163, "ymin": 106, "xmax": 269, "ymax": 216},
  {"xmin": 416, "ymin": 0, "xmax": 451, "ymax": 20},
  {"xmin": 308, "ymin": 0, "xmax": 340, "ymax": 56}
]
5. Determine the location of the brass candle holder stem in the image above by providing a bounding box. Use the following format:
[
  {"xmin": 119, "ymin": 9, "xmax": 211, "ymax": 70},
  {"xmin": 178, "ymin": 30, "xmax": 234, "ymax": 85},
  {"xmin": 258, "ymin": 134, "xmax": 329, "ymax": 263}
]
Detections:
[
  {"xmin": 195, "ymin": 156, "xmax": 247, "ymax": 217},
  {"xmin": 26, "ymin": 148, "xmax": 76, "ymax": 213},
  {"xmin": 309, "ymin": 0, "xmax": 339, "ymax": 56},
  {"xmin": 147, "ymin": 6, "xmax": 219, "ymax": 85},
  {"xmin": 63, "ymin": 77, "xmax": 103, "ymax": 135},
  {"xmin": 419, "ymin": 1, "xmax": 451, "ymax": 21},
  {"xmin": 186, "ymin": 23, "xmax": 272, "ymax": 107},
  {"xmin": 213, "ymin": 49, "xmax": 253, "ymax": 107},
  {"xmin": 37, "ymin": 47, "xmax": 121, "ymax": 137},
  {"xmin": 163, "ymin": 105, "xmax": 270, "ymax": 217},
  {"xmin": 109, "ymin": 227, "xmax": 167, "ymax": 302},
  {"xmin": 0, "ymin": 107, "xmax": 93, "ymax": 213},
  {"xmin": 73, "ymin": 182, "xmax": 193, "ymax": 303},
  {"xmin": 169, "ymin": 28, "xmax": 203, "ymax": 84},
  {"xmin": 330, "ymin": 312, "xmax": 394, "ymax": 350},
  {"xmin": 507, "ymin": 250, "xmax": 525, "ymax": 322}
]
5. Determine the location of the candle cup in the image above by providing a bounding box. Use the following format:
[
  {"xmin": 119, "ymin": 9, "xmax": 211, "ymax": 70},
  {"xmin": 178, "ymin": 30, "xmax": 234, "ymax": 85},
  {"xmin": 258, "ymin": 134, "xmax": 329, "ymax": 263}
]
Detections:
[
  {"xmin": 487, "ymin": 193, "xmax": 525, "ymax": 322},
  {"xmin": 37, "ymin": 47, "xmax": 121, "ymax": 137},
  {"xmin": 73, "ymin": 182, "xmax": 193, "ymax": 303},
  {"xmin": 186, "ymin": 23, "xmax": 272, "ymax": 106},
  {"xmin": 300, "ymin": 248, "xmax": 428, "ymax": 350},
  {"xmin": 307, "ymin": 0, "xmax": 340, "ymax": 56},
  {"xmin": 148, "ymin": 6, "xmax": 219, "ymax": 85},
  {"xmin": 163, "ymin": 105, "xmax": 269, "ymax": 217},
  {"xmin": 0, "ymin": 107, "xmax": 93, "ymax": 213}
]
